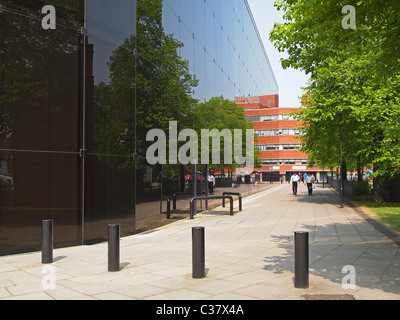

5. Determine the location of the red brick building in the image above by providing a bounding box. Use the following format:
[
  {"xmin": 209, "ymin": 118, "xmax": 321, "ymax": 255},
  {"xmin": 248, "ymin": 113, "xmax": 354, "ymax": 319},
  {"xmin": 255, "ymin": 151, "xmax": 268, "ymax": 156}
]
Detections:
[{"xmin": 235, "ymin": 95, "xmax": 326, "ymax": 182}]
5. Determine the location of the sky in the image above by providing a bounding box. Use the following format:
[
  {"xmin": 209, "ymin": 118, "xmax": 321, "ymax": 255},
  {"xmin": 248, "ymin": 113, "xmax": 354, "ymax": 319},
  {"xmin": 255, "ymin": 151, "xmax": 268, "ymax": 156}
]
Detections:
[{"xmin": 247, "ymin": 0, "xmax": 310, "ymax": 108}]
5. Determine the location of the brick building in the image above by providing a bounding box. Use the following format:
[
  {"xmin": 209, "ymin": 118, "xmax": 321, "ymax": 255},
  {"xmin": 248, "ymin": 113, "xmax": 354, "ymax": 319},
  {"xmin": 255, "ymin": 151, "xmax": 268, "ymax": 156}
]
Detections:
[{"xmin": 235, "ymin": 95, "xmax": 326, "ymax": 182}]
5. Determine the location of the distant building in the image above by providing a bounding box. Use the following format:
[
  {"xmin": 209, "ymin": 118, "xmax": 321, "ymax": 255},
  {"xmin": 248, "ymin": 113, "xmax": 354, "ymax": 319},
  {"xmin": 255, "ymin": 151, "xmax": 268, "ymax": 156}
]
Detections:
[{"xmin": 235, "ymin": 95, "xmax": 326, "ymax": 182}]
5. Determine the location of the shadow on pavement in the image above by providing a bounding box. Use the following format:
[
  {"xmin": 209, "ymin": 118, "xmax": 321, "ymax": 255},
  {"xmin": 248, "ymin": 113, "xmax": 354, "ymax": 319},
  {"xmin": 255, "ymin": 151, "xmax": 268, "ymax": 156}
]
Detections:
[{"xmin": 262, "ymin": 186, "xmax": 400, "ymax": 296}]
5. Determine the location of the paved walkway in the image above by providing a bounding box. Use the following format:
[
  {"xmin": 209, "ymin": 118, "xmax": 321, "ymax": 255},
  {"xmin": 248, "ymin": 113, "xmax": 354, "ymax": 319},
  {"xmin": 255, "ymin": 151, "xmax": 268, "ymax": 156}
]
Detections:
[{"xmin": 1, "ymin": 183, "xmax": 400, "ymax": 300}]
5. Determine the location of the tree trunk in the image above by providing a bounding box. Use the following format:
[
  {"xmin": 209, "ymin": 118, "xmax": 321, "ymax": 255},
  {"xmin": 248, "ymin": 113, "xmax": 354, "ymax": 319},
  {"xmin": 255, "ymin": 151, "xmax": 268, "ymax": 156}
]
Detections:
[
  {"xmin": 373, "ymin": 174, "xmax": 392, "ymax": 203},
  {"xmin": 373, "ymin": 175, "xmax": 383, "ymax": 203},
  {"xmin": 357, "ymin": 157, "xmax": 362, "ymax": 183}
]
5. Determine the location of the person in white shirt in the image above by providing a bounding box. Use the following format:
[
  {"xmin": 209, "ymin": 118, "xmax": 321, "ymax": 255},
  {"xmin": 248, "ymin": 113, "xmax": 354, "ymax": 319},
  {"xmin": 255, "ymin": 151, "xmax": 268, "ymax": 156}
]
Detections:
[
  {"xmin": 208, "ymin": 174, "xmax": 215, "ymax": 195},
  {"xmin": 290, "ymin": 173, "xmax": 301, "ymax": 195},
  {"xmin": 306, "ymin": 174, "xmax": 316, "ymax": 196}
]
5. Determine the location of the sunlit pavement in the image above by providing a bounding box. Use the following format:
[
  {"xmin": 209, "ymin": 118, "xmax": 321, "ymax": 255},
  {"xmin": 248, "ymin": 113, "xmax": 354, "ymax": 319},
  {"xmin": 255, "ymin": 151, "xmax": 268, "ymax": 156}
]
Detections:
[{"xmin": 0, "ymin": 183, "xmax": 399, "ymax": 300}]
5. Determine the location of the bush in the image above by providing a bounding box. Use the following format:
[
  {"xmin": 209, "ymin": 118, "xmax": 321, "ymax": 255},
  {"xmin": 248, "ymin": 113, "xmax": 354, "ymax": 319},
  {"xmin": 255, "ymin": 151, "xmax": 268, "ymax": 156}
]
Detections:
[{"xmin": 353, "ymin": 181, "xmax": 372, "ymax": 196}]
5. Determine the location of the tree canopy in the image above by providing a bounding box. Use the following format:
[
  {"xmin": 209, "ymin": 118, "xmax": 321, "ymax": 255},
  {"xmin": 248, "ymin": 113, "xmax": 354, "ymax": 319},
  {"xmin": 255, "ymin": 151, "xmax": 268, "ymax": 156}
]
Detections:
[{"xmin": 270, "ymin": 0, "xmax": 400, "ymax": 201}]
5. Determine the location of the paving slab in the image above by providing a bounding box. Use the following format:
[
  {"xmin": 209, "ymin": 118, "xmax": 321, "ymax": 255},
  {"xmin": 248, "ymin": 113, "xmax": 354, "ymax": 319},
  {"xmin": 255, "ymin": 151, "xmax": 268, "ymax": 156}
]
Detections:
[{"xmin": 0, "ymin": 183, "xmax": 399, "ymax": 301}]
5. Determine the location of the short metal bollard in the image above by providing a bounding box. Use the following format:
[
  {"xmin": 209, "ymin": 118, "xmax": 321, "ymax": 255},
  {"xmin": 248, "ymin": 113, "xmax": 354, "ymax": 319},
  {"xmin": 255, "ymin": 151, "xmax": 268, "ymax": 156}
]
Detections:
[
  {"xmin": 167, "ymin": 198, "xmax": 171, "ymax": 219},
  {"xmin": 108, "ymin": 224, "xmax": 120, "ymax": 272},
  {"xmin": 42, "ymin": 219, "xmax": 53, "ymax": 264},
  {"xmin": 192, "ymin": 227, "xmax": 205, "ymax": 279},
  {"xmin": 294, "ymin": 231, "xmax": 309, "ymax": 289}
]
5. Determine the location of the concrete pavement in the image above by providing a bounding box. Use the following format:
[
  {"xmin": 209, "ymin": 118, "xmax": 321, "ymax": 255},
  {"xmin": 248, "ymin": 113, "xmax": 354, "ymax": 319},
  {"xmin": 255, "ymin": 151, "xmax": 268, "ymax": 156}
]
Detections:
[{"xmin": 0, "ymin": 183, "xmax": 400, "ymax": 300}]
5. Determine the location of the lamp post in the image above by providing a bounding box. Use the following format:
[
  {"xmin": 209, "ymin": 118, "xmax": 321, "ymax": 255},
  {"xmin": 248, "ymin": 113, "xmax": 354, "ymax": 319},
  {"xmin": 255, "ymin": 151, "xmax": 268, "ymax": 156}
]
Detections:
[
  {"xmin": 192, "ymin": 159, "xmax": 197, "ymax": 213},
  {"xmin": 339, "ymin": 114, "xmax": 344, "ymax": 208}
]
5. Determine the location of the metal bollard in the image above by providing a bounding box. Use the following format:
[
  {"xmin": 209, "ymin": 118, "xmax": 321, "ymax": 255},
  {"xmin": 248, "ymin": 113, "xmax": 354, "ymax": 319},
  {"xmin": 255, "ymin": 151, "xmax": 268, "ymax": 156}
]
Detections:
[
  {"xmin": 167, "ymin": 198, "xmax": 171, "ymax": 219},
  {"xmin": 192, "ymin": 227, "xmax": 205, "ymax": 279},
  {"xmin": 42, "ymin": 219, "xmax": 53, "ymax": 264},
  {"xmin": 173, "ymin": 195, "xmax": 177, "ymax": 210},
  {"xmin": 190, "ymin": 198, "xmax": 196, "ymax": 219},
  {"xmin": 108, "ymin": 224, "xmax": 120, "ymax": 272},
  {"xmin": 294, "ymin": 231, "xmax": 309, "ymax": 289}
]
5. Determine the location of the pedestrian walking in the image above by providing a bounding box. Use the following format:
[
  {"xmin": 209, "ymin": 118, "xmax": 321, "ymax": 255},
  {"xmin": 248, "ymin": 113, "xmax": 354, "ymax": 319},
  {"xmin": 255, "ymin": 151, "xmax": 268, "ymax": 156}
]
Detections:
[
  {"xmin": 306, "ymin": 174, "xmax": 316, "ymax": 195},
  {"xmin": 232, "ymin": 175, "xmax": 238, "ymax": 188},
  {"xmin": 208, "ymin": 173, "xmax": 215, "ymax": 195},
  {"xmin": 290, "ymin": 173, "xmax": 301, "ymax": 195}
]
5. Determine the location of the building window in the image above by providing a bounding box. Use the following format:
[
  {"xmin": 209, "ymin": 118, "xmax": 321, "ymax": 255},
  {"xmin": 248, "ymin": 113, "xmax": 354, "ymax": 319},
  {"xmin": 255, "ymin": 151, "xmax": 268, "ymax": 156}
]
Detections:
[
  {"xmin": 282, "ymin": 144, "xmax": 302, "ymax": 150},
  {"xmin": 245, "ymin": 116, "xmax": 261, "ymax": 122},
  {"xmin": 261, "ymin": 159, "xmax": 308, "ymax": 166},
  {"xmin": 257, "ymin": 144, "xmax": 302, "ymax": 151},
  {"xmin": 255, "ymin": 129, "xmax": 301, "ymax": 137},
  {"xmin": 257, "ymin": 145, "xmax": 279, "ymax": 151}
]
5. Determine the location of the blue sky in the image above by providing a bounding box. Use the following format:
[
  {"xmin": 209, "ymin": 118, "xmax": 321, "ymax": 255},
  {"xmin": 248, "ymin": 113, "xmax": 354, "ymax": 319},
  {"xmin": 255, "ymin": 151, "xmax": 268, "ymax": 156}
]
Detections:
[{"xmin": 247, "ymin": 0, "xmax": 309, "ymax": 108}]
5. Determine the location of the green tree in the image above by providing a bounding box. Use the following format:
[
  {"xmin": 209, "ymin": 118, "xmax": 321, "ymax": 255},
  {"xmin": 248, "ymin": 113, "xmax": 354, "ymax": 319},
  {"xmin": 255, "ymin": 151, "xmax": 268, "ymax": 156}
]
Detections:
[{"xmin": 270, "ymin": 0, "xmax": 400, "ymax": 202}]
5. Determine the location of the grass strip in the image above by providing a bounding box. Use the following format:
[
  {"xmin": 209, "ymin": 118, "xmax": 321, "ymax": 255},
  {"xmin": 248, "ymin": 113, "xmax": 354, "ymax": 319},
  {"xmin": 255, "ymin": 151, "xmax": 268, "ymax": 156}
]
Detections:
[{"xmin": 354, "ymin": 200, "xmax": 400, "ymax": 233}]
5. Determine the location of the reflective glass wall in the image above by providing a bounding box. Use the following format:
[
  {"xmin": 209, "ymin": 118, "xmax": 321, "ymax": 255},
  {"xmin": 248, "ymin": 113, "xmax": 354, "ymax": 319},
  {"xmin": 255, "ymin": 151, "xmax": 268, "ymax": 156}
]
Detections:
[
  {"xmin": 133, "ymin": 0, "xmax": 199, "ymax": 229},
  {"xmin": 0, "ymin": 0, "xmax": 138, "ymax": 254},
  {"xmin": 0, "ymin": 0, "xmax": 278, "ymax": 255},
  {"xmin": 162, "ymin": 0, "xmax": 279, "ymax": 102},
  {"xmin": 0, "ymin": 1, "xmax": 84, "ymax": 254},
  {"xmin": 133, "ymin": 0, "xmax": 279, "ymax": 231},
  {"xmin": 84, "ymin": 0, "xmax": 137, "ymax": 242}
]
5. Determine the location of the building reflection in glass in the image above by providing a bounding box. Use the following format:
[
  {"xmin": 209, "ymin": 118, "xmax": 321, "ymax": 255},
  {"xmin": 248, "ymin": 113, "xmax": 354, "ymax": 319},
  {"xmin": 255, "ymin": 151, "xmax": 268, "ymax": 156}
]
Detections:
[
  {"xmin": 0, "ymin": 1, "xmax": 84, "ymax": 254},
  {"xmin": 0, "ymin": 0, "xmax": 277, "ymax": 255}
]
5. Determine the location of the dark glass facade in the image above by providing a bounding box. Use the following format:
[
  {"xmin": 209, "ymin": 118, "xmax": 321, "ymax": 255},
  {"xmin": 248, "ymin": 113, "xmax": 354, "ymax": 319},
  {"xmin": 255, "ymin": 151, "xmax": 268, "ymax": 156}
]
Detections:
[
  {"xmin": 0, "ymin": 0, "xmax": 277, "ymax": 255},
  {"xmin": 0, "ymin": 2, "xmax": 84, "ymax": 254}
]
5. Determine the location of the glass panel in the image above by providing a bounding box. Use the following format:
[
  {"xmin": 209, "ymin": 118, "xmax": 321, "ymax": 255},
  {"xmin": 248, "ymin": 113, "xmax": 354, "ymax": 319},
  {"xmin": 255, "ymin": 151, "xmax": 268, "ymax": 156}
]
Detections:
[
  {"xmin": 0, "ymin": 151, "xmax": 81, "ymax": 255},
  {"xmin": 86, "ymin": 0, "xmax": 136, "ymax": 85},
  {"xmin": 179, "ymin": 0, "xmax": 193, "ymax": 31},
  {"xmin": 193, "ymin": 40, "xmax": 205, "ymax": 102},
  {"xmin": 135, "ymin": 0, "xmax": 198, "ymax": 229},
  {"xmin": 0, "ymin": 2, "xmax": 83, "ymax": 255},
  {"xmin": 205, "ymin": 54, "xmax": 215, "ymax": 99},
  {"xmin": 1, "ymin": 1, "xmax": 83, "ymax": 29},
  {"xmin": 179, "ymin": 25, "xmax": 194, "ymax": 75},
  {"xmin": 84, "ymin": 154, "xmax": 135, "ymax": 241},
  {"xmin": 162, "ymin": 4, "xmax": 180, "ymax": 41},
  {"xmin": 193, "ymin": 0, "xmax": 205, "ymax": 47},
  {"xmin": 164, "ymin": 0, "xmax": 180, "ymax": 18},
  {"xmin": 204, "ymin": 8, "xmax": 214, "ymax": 64},
  {"xmin": 85, "ymin": 0, "xmax": 136, "ymax": 241}
]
